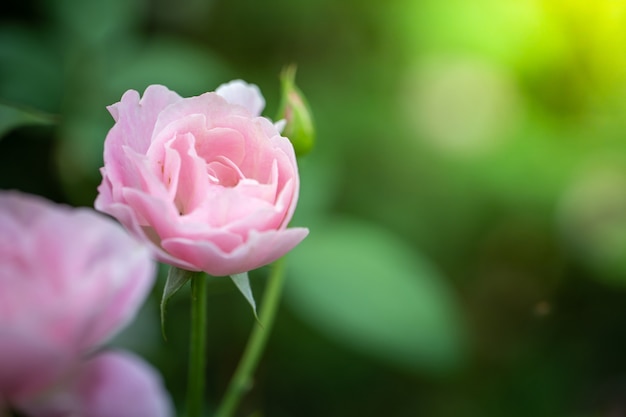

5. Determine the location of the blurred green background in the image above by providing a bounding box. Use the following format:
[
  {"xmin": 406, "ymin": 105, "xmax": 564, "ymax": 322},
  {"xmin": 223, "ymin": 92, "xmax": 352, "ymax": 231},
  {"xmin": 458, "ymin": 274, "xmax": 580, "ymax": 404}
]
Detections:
[{"xmin": 3, "ymin": 0, "xmax": 626, "ymax": 416}]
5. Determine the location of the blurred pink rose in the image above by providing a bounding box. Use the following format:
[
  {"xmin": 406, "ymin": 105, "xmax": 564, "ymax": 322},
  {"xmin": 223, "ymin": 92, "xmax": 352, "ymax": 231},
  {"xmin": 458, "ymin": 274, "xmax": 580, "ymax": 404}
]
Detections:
[
  {"xmin": 18, "ymin": 351, "xmax": 172, "ymax": 417},
  {"xmin": 0, "ymin": 191, "xmax": 172, "ymax": 417},
  {"xmin": 95, "ymin": 80, "xmax": 309, "ymax": 276}
]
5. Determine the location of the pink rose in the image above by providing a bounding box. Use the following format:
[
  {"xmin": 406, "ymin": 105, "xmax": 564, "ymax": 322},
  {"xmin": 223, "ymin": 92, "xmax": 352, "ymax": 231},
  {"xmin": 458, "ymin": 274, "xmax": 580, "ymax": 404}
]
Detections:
[
  {"xmin": 0, "ymin": 191, "xmax": 172, "ymax": 417},
  {"xmin": 18, "ymin": 351, "xmax": 173, "ymax": 417},
  {"xmin": 95, "ymin": 80, "xmax": 308, "ymax": 276}
]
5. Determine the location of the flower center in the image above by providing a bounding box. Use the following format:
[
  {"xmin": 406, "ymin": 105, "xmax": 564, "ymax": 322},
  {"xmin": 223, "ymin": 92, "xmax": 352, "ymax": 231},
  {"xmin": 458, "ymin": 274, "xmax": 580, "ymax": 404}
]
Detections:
[{"xmin": 206, "ymin": 156, "xmax": 245, "ymax": 188}]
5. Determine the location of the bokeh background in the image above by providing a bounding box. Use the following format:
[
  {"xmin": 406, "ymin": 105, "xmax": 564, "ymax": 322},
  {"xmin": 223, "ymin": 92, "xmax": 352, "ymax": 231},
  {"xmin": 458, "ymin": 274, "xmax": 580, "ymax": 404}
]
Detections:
[{"xmin": 3, "ymin": 0, "xmax": 626, "ymax": 416}]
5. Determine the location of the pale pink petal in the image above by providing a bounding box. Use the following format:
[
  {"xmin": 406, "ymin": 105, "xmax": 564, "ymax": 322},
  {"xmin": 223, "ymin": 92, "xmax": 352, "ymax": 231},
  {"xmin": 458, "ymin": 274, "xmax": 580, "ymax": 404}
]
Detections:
[
  {"xmin": 176, "ymin": 226, "xmax": 244, "ymax": 253},
  {"xmin": 276, "ymin": 177, "xmax": 299, "ymax": 229},
  {"xmin": 95, "ymin": 168, "xmax": 114, "ymax": 208},
  {"xmin": 165, "ymin": 133, "xmax": 210, "ymax": 215},
  {"xmin": 0, "ymin": 198, "xmax": 155, "ymax": 352},
  {"xmin": 18, "ymin": 211, "xmax": 151, "ymax": 351},
  {"xmin": 99, "ymin": 201, "xmax": 199, "ymax": 271},
  {"xmin": 216, "ymin": 79, "xmax": 265, "ymax": 117},
  {"xmin": 189, "ymin": 185, "xmax": 277, "ymax": 230},
  {"xmin": 121, "ymin": 146, "xmax": 172, "ymax": 199},
  {"xmin": 17, "ymin": 351, "xmax": 173, "ymax": 417},
  {"xmin": 162, "ymin": 227, "xmax": 309, "ymax": 276},
  {"xmin": 103, "ymin": 86, "xmax": 182, "ymax": 188},
  {"xmin": 76, "ymin": 351, "xmax": 173, "ymax": 417},
  {"xmin": 152, "ymin": 92, "xmax": 247, "ymax": 136},
  {"xmin": 224, "ymin": 123, "xmax": 293, "ymax": 187},
  {"xmin": 106, "ymin": 85, "xmax": 181, "ymax": 152},
  {"xmin": 0, "ymin": 191, "xmax": 50, "ymax": 226},
  {"xmin": 195, "ymin": 127, "xmax": 246, "ymax": 167},
  {"xmin": 0, "ymin": 332, "xmax": 73, "ymax": 403},
  {"xmin": 122, "ymin": 188, "xmax": 181, "ymax": 239}
]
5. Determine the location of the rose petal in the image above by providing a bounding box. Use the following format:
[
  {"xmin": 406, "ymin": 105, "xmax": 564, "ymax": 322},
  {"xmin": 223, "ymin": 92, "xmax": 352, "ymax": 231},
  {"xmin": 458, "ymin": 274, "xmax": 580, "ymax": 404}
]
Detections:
[
  {"xmin": 216, "ymin": 79, "xmax": 266, "ymax": 117},
  {"xmin": 162, "ymin": 227, "xmax": 309, "ymax": 276},
  {"xmin": 195, "ymin": 127, "xmax": 246, "ymax": 168},
  {"xmin": 99, "ymin": 201, "xmax": 199, "ymax": 271},
  {"xmin": 165, "ymin": 133, "xmax": 209, "ymax": 215},
  {"xmin": 76, "ymin": 351, "xmax": 173, "ymax": 417},
  {"xmin": 17, "ymin": 351, "xmax": 173, "ymax": 417},
  {"xmin": 153, "ymin": 92, "xmax": 247, "ymax": 136},
  {"xmin": 106, "ymin": 85, "xmax": 181, "ymax": 152},
  {"xmin": 122, "ymin": 188, "xmax": 180, "ymax": 239},
  {"xmin": 0, "ymin": 332, "xmax": 73, "ymax": 403},
  {"xmin": 104, "ymin": 86, "xmax": 182, "ymax": 188},
  {"xmin": 191, "ymin": 184, "xmax": 278, "ymax": 230}
]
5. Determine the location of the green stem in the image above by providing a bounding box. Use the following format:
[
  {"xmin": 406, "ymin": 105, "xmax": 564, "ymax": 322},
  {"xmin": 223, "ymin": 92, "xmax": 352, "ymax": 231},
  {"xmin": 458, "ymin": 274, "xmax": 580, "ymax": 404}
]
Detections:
[
  {"xmin": 187, "ymin": 273, "xmax": 208, "ymax": 417},
  {"xmin": 214, "ymin": 258, "xmax": 287, "ymax": 417}
]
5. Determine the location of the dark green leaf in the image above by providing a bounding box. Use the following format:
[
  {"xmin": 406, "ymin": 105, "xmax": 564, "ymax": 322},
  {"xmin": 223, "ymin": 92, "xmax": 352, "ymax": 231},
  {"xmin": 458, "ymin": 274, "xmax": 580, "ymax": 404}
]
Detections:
[
  {"xmin": 286, "ymin": 218, "xmax": 465, "ymax": 373},
  {"xmin": 0, "ymin": 102, "xmax": 56, "ymax": 139}
]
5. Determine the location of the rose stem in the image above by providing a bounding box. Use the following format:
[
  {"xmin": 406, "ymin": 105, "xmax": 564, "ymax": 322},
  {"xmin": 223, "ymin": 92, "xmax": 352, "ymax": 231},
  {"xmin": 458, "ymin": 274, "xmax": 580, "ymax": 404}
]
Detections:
[
  {"xmin": 214, "ymin": 257, "xmax": 287, "ymax": 417},
  {"xmin": 187, "ymin": 272, "xmax": 208, "ymax": 417}
]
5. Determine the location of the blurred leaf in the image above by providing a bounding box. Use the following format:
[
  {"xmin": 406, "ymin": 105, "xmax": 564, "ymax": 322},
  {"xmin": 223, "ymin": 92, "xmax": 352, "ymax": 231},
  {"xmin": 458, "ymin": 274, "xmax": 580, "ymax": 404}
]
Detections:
[
  {"xmin": 286, "ymin": 218, "xmax": 465, "ymax": 373},
  {"xmin": 0, "ymin": 102, "xmax": 57, "ymax": 138}
]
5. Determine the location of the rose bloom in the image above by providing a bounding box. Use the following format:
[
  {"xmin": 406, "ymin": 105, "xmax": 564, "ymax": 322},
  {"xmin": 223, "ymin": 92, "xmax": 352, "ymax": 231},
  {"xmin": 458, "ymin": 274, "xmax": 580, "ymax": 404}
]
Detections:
[
  {"xmin": 95, "ymin": 81, "xmax": 308, "ymax": 276},
  {"xmin": 0, "ymin": 191, "xmax": 172, "ymax": 417}
]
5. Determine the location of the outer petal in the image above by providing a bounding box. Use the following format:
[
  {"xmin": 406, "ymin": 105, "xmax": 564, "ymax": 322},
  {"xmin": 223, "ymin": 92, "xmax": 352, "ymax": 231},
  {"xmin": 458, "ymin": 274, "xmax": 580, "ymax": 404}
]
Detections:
[
  {"xmin": 152, "ymin": 92, "xmax": 248, "ymax": 136},
  {"xmin": 98, "ymin": 200, "xmax": 199, "ymax": 271},
  {"xmin": 103, "ymin": 86, "xmax": 182, "ymax": 192},
  {"xmin": 17, "ymin": 351, "xmax": 173, "ymax": 417},
  {"xmin": 0, "ymin": 332, "xmax": 74, "ymax": 404},
  {"xmin": 106, "ymin": 85, "xmax": 182, "ymax": 153},
  {"xmin": 75, "ymin": 351, "xmax": 173, "ymax": 417},
  {"xmin": 162, "ymin": 227, "xmax": 309, "ymax": 276},
  {"xmin": 216, "ymin": 79, "xmax": 265, "ymax": 117},
  {"xmin": 29, "ymin": 207, "xmax": 156, "ymax": 351}
]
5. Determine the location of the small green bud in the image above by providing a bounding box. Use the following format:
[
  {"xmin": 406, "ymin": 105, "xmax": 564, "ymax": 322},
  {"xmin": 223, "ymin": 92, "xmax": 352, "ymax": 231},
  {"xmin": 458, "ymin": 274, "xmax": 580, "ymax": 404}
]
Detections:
[{"xmin": 276, "ymin": 65, "xmax": 315, "ymax": 157}]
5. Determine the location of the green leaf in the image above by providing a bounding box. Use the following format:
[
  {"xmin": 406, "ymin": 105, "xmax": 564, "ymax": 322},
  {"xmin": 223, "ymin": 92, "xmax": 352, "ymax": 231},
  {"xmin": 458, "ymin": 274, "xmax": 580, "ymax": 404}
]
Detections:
[
  {"xmin": 230, "ymin": 272, "xmax": 258, "ymax": 318},
  {"xmin": 160, "ymin": 266, "xmax": 196, "ymax": 339},
  {"xmin": 286, "ymin": 218, "xmax": 465, "ymax": 373},
  {"xmin": 0, "ymin": 102, "xmax": 56, "ymax": 139}
]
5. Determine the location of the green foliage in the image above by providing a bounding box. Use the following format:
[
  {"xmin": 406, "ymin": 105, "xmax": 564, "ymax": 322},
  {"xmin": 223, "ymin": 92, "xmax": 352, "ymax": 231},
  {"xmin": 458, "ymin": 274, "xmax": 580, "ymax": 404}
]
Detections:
[
  {"xmin": 0, "ymin": 103, "xmax": 56, "ymax": 138},
  {"xmin": 286, "ymin": 218, "xmax": 464, "ymax": 373}
]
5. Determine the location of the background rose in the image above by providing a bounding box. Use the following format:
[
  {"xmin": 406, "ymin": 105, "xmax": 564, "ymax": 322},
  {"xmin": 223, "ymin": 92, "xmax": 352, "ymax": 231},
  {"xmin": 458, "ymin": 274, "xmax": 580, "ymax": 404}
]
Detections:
[
  {"xmin": 95, "ymin": 80, "xmax": 308, "ymax": 276},
  {"xmin": 0, "ymin": 191, "xmax": 172, "ymax": 416},
  {"xmin": 18, "ymin": 351, "xmax": 173, "ymax": 417}
]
